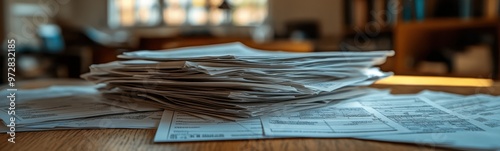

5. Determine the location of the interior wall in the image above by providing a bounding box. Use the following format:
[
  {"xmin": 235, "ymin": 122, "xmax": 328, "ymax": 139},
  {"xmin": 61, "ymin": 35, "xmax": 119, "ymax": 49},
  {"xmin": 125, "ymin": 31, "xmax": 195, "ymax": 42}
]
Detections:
[
  {"xmin": 69, "ymin": 0, "xmax": 108, "ymax": 28},
  {"xmin": 270, "ymin": 0, "xmax": 344, "ymax": 38},
  {"xmin": 44, "ymin": 0, "xmax": 107, "ymax": 28}
]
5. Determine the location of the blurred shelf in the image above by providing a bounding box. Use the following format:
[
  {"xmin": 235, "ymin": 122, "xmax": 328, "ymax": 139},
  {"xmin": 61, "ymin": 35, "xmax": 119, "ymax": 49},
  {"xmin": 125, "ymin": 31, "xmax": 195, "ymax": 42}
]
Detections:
[
  {"xmin": 340, "ymin": 0, "xmax": 500, "ymax": 79},
  {"xmin": 396, "ymin": 18, "xmax": 499, "ymax": 30},
  {"xmin": 393, "ymin": 18, "xmax": 500, "ymax": 80},
  {"xmin": 395, "ymin": 70, "xmax": 494, "ymax": 79},
  {"xmin": 342, "ymin": 25, "xmax": 394, "ymax": 37}
]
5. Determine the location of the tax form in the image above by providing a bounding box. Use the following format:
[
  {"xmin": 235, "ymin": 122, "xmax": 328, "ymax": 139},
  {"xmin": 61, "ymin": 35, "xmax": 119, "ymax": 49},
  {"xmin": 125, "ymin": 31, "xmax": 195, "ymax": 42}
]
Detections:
[
  {"xmin": 357, "ymin": 96, "xmax": 500, "ymax": 150},
  {"xmin": 154, "ymin": 110, "xmax": 265, "ymax": 142},
  {"xmin": 416, "ymin": 91, "xmax": 500, "ymax": 129},
  {"xmin": 357, "ymin": 96, "xmax": 490, "ymax": 133},
  {"xmin": 432, "ymin": 95, "xmax": 500, "ymax": 129},
  {"xmin": 260, "ymin": 102, "xmax": 409, "ymax": 137}
]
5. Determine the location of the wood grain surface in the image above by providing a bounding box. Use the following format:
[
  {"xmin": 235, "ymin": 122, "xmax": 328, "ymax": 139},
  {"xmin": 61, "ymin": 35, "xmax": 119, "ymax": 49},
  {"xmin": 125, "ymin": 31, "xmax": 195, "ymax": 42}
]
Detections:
[{"xmin": 1, "ymin": 78, "xmax": 499, "ymax": 151}]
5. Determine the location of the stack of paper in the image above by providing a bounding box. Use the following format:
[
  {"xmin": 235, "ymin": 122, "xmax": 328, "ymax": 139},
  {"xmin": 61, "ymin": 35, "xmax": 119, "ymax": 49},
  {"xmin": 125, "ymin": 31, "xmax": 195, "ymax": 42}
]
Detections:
[{"xmin": 82, "ymin": 43, "xmax": 394, "ymax": 119}]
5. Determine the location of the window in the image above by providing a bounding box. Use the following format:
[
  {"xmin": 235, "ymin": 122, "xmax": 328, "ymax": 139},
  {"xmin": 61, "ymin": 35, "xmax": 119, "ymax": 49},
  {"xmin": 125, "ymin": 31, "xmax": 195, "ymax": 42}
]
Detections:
[{"xmin": 108, "ymin": 0, "xmax": 268, "ymax": 28}]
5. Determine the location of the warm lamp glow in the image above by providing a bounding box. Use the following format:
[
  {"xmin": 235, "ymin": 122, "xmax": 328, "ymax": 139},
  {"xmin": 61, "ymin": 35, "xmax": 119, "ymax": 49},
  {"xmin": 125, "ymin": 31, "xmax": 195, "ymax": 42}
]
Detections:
[
  {"xmin": 119, "ymin": 0, "xmax": 135, "ymax": 26},
  {"xmin": 209, "ymin": 0, "xmax": 223, "ymax": 6},
  {"xmin": 137, "ymin": 0, "xmax": 158, "ymax": 25},
  {"xmin": 191, "ymin": 0, "xmax": 206, "ymax": 7},
  {"xmin": 164, "ymin": 6, "xmax": 186, "ymax": 25},
  {"xmin": 375, "ymin": 76, "xmax": 493, "ymax": 87},
  {"xmin": 233, "ymin": 6, "xmax": 266, "ymax": 25},
  {"xmin": 188, "ymin": 7, "xmax": 208, "ymax": 25},
  {"xmin": 209, "ymin": 8, "xmax": 226, "ymax": 25}
]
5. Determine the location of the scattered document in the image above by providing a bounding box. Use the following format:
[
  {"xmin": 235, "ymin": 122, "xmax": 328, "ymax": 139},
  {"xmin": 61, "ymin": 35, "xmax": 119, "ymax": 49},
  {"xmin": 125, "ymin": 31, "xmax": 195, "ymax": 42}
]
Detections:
[
  {"xmin": 0, "ymin": 94, "xmax": 160, "ymax": 125},
  {"xmin": 0, "ymin": 85, "xmax": 99, "ymax": 103},
  {"xmin": 1, "ymin": 111, "xmax": 163, "ymax": 132},
  {"xmin": 0, "ymin": 85, "xmax": 162, "ymax": 132},
  {"xmin": 21, "ymin": 111, "xmax": 163, "ymax": 129}
]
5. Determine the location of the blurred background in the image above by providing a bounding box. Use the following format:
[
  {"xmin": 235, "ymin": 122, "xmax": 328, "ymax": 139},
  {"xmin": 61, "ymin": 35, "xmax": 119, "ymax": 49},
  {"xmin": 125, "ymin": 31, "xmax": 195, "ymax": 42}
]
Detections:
[{"xmin": 0, "ymin": 0, "xmax": 499, "ymax": 84}]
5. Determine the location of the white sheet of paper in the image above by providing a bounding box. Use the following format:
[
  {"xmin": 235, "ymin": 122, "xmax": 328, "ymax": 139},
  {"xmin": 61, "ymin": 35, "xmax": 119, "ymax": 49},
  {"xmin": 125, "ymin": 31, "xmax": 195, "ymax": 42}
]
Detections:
[
  {"xmin": 356, "ymin": 96, "xmax": 500, "ymax": 150},
  {"xmin": 22, "ymin": 111, "xmax": 163, "ymax": 129},
  {"xmin": 120, "ymin": 42, "xmax": 394, "ymax": 60},
  {"xmin": 416, "ymin": 91, "xmax": 500, "ymax": 129},
  {"xmin": 260, "ymin": 102, "xmax": 409, "ymax": 137},
  {"xmin": 416, "ymin": 90, "xmax": 465, "ymax": 102},
  {"xmin": 433, "ymin": 95, "xmax": 500, "ymax": 129},
  {"xmin": 357, "ymin": 96, "xmax": 492, "ymax": 133},
  {"xmin": 0, "ymin": 111, "xmax": 163, "ymax": 132},
  {"xmin": 359, "ymin": 131, "xmax": 500, "ymax": 150},
  {"xmin": 0, "ymin": 94, "xmax": 160, "ymax": 125},
  {"xmin": 154, "ymin": 110, "xmax": 266, "ymax": 142},
  {"xmin": 0, "ymin": 85, "xmax": 99, "ymax": 103}
]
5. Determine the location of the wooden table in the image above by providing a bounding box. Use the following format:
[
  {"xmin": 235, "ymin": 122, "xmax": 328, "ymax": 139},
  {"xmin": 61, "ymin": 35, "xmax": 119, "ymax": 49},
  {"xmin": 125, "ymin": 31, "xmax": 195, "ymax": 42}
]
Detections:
[{"xmin": 1, "ymin": 76, "xmax": 499, "ymax": 151}]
